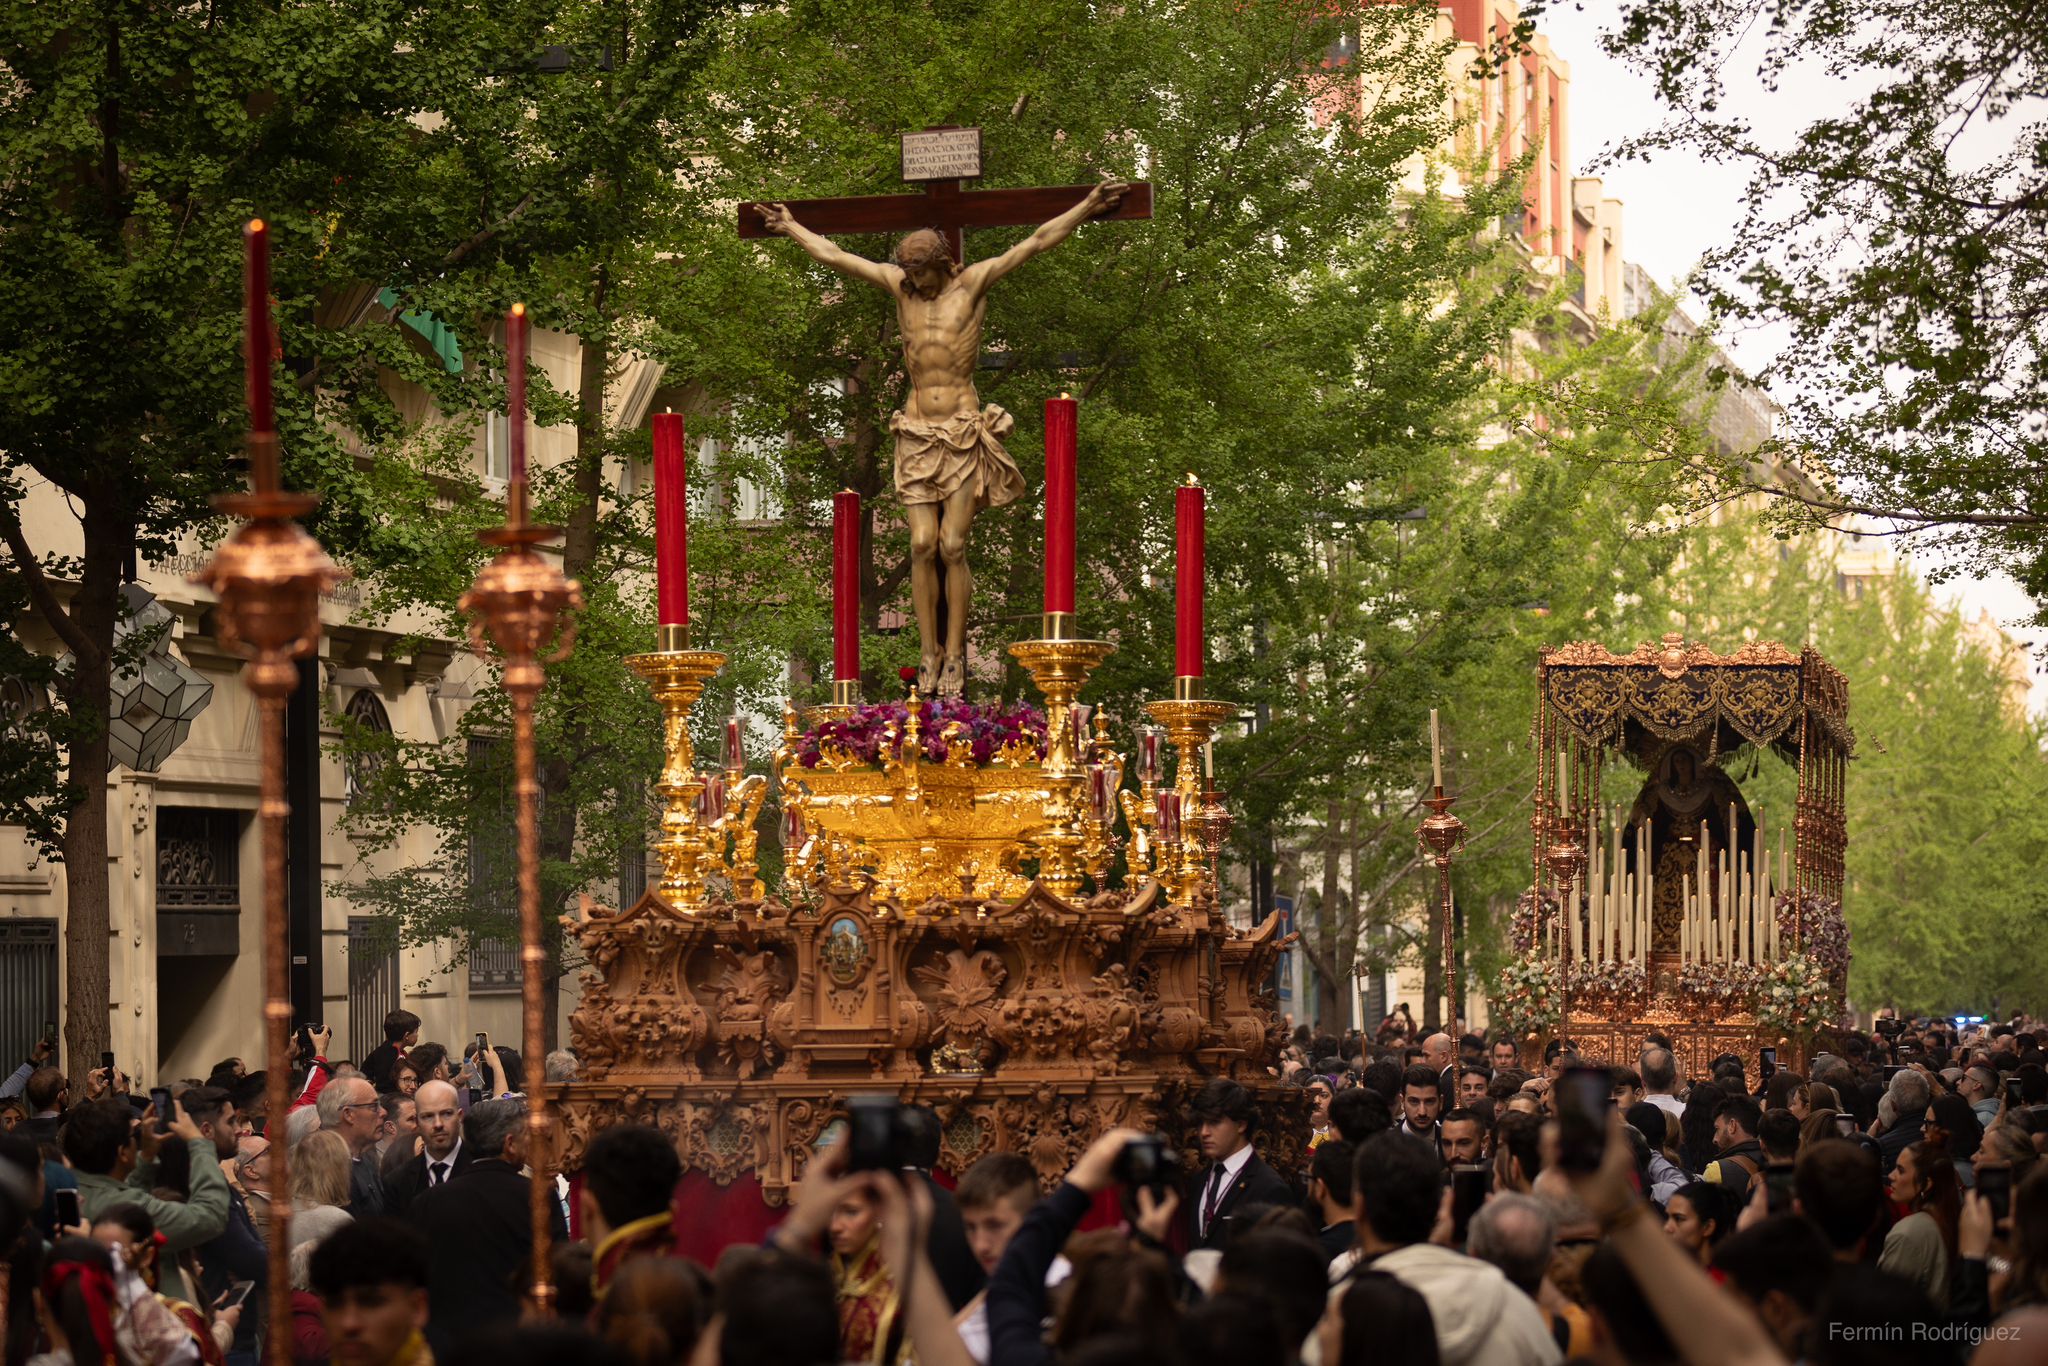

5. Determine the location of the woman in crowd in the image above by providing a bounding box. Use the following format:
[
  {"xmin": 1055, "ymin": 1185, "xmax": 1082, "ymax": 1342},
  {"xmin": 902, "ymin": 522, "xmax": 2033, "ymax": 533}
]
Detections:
[
  {"xmin": 391, "ymin": 1057, "xmax": 421, "ymax": 1099},
  {"xmin": 288, "ymin": 1130, "xmax": 355, "ymax": 1250},
  {"xmin": 1928, "ymin": 1093, "xmax": 1984, "ymax": 1187},
  {"xmin": 90, "ymin": 1203, "xmax": 235, "ymax": 1364},
  {"xmin": 1678, "ymin": 1080, "xmax": 1724, "ymax": 1173},
  {"xmin": 1880, "ymin": 1134, "xmax": 1960, "ymax": 1309},
  {"xmin": 828, "ymin": 1184, "xmax": 899, "ymax": 1363},
  {"xmin": 1999, "ymin": 1164, "xmax": 2048, "ymax": 1312},
  {"xmin": 1662, "ymin": 1180, "xmax": 1739, "ymax": 1267},
  {"xmin": 31, "ymin": 1237, "xmax": 139, "ymax": 1366},
  {"xmin": 1316, "ymin": 1269, "xmax": 1440, "ymax": 1366}
]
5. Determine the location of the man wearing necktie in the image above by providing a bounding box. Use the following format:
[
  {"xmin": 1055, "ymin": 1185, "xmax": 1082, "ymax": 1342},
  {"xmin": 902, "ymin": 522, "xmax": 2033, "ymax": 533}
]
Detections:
[
  {"xmin": 1185, "ymin": 1078, "xmax": 1295, "ymax": 1249},
  {"xmin": 386, "ymin": 1080, "xmax": 474, "ymax": 1216}
]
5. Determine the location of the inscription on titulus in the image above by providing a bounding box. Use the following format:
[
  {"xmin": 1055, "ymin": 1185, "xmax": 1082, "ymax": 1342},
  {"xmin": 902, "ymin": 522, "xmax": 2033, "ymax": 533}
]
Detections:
[{"xmin": 901, "ymin": 127, "xmax": 983, "ymax": 182}]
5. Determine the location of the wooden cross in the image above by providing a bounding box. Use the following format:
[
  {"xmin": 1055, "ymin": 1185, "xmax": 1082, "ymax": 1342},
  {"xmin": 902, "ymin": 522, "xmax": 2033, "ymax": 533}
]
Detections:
[{"xmin": 737, "ymin": 127, "xmax": 1152, "ymax": 263}]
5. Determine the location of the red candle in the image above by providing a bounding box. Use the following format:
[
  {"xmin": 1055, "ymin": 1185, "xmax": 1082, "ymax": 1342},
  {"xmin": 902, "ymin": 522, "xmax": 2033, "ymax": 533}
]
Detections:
[
  {"xmin": 1044, "ymin": 394, "xmax": 1077, "ymax": 615},
  {"xmin": 506, "ymin": 304, "xmax": 528, "ymax": 488},
  {"xmin": 652, "ymin": 412, "xmax": 688, "ymax": 627},
  {"xmin": 244, "ymin": 220, "xmax": 273, "ymax": 434},
  {"xmin": 1175, "ymin": 476, "xmax": 1205, "ymax": 678},
  {"xmin": 1156, "ymin": 790, "xmax": 1182, "ymax": 845},
  {"xmin": 832, "ymin": 490, "xmax": 861, "ymax": 682}
]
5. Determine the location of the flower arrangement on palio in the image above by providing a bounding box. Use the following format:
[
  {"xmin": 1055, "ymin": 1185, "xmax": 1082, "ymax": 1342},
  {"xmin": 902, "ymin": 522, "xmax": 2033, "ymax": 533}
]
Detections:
[{"xmin": 797, "ymin": 697, "xmax": 1049, "ymax": 768}]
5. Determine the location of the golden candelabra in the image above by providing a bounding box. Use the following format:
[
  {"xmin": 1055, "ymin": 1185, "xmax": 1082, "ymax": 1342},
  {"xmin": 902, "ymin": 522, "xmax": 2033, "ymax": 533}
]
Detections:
[
  {"xmin": 622, "ymin": 644, "xmax": 729, "ymax": 910},
  {"xmin": 1118, "ymin": 724, "xmax": 1167, "ymax": 881},
  {"xmin": 1009, "ymin": 621, "xmax": 1115, "ymax": 897},
  {"xmin": 1417, "ymin": 788, "xmax": 1468, "ymax": 1035},
  {"xmin": 193, "ymin": 426, "xmax": 342, "ymax": 1363},
  {"xmin": 1144, "ymin": 685, "xmax": 1238, "ymax": 906},
  {"xmin": 457, "ymin": 384, "xmax": 583, "ymax": 1312}
]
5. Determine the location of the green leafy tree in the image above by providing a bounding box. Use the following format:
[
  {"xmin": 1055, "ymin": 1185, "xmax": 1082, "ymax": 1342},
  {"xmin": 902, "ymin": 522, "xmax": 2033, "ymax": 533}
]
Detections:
[
  {"xmin": 1532, "ymin": 0, "xmax": 2048, "ymax": 614},
  {"xmin": 336, "ymin": 0, "xmax": 1516, "ymax": 984},
  {"xmin": 0, "ymin": 0, "xmax": 512, "ymax": 1063}
]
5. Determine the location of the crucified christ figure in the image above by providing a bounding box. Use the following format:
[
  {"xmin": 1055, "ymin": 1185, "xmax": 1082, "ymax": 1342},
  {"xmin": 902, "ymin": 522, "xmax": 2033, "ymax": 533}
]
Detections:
[{"xmin": 760, "ymin": 178, "xmax": 1128, "ymax": 697}]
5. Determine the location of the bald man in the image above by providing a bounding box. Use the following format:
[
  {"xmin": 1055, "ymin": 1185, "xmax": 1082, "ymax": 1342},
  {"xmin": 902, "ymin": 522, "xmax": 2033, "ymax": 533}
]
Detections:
[
  {"xmin": 1423, "ymin": 1033, "xmax": 1455, "ymax": 1099},
  {"xmin": 384, "ymin": 1080, "xmax": 473, "ymax": 1217}
]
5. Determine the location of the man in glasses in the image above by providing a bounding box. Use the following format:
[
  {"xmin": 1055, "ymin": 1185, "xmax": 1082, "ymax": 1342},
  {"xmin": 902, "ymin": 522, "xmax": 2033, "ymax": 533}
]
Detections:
[{"xmin": 319, "ymin": 1076, "xmax": 389, "ymax": 1217}]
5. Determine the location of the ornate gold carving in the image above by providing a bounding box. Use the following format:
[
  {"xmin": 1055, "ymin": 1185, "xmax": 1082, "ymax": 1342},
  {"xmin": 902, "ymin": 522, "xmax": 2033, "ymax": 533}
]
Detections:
[{"xmin": 555, "ymin": 870, "xmax": 1298, "ymax": 1201}]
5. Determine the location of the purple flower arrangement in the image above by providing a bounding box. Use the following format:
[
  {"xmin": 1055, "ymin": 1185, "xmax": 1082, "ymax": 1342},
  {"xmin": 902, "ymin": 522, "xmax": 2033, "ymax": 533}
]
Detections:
[{"xmin": 796, "ymin": 697, "xmax": 1048, "ymax": 769}]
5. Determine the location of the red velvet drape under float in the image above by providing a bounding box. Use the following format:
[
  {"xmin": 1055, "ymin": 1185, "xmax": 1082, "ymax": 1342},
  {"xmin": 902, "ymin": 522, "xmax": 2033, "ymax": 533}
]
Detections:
[{"xmin": 659, "ymin": 1168, "xmax": 1128, "ymax": 1266}]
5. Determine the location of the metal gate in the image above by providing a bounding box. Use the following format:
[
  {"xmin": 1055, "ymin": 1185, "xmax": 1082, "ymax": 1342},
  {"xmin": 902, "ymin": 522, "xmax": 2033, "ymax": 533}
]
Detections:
[
  {"xmin": 345, "ymin": 917, "xmax": 399, "ymax": 1066},
  {"xmin": 0, "ymin": 919, "xmax": 59, "ymax": 1070}
]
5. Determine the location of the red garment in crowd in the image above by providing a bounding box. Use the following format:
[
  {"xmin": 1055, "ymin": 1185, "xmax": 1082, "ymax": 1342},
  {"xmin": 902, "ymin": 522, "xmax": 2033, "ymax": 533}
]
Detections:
[
  {"xmin": 292, "ymin": 1289, "xmax": 329, "ymax": 1362},
  {"xmin": 288, "ymin": 1058, "xmax": 332, "ymax": 1114}
]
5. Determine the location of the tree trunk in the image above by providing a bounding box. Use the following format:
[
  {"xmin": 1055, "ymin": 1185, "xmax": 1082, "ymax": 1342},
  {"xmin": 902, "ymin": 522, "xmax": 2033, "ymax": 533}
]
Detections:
[
  {"xmin": 1314, "ymin": 801, "xmax": 1343, "ymax": 1031},
  {"xmin": 56, "ymin": 501, "xmax": 130, "ymax": 1072}
]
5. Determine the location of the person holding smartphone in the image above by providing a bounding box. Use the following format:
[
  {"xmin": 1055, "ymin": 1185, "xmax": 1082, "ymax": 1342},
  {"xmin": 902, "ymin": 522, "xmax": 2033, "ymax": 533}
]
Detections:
[
  {"xmin": 63, "ymin": 1095, "xmax": 229, "ymax": 1303},
  {"xmin": 0, "ymin": 1029, "xmax": 56, "ymax": 1107}
]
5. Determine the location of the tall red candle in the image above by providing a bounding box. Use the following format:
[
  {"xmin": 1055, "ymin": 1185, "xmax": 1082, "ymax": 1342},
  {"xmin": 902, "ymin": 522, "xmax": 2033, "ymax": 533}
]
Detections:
[
  {"xmin": 832, "ymin": 490, "xmax": 861, "ymax": 682},
  {"xmin": 244, "ymin": 220, "xmax": 274, "ymax": 434},
  {"xmin": 1043, "ymin": 394, "xmax": 1077, "ymax": 616},
  {"xmin": 1174, "ymin": 476, "xmax": 1205, "ymax": 678},
  {"xmin": 507, "ymin": 303, "xmax": 528, "ymax": 486},
  {"xmin": 652, "ymin": 412, "xmax": 688, "ymax": 627}
]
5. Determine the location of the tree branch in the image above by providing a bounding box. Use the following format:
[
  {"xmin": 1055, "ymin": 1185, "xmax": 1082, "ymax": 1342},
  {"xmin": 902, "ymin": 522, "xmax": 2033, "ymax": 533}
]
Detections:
[{"xmin": 0, "ymin": 519, "xmax": 99, "ymax": 663}]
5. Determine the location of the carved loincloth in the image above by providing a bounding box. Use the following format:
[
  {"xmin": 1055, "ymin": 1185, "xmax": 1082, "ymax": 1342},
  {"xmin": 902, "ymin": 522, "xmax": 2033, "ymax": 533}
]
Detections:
[{"xmin": 890, "ymin": 403, "xmax": 1027, "ymax": 510}]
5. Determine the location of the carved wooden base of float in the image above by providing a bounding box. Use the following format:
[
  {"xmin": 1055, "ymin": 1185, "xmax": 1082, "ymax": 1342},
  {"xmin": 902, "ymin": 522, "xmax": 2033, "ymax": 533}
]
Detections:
[{"xmin": 552, "ymin": 878, "xmax": 1306, "ymax": 1201}]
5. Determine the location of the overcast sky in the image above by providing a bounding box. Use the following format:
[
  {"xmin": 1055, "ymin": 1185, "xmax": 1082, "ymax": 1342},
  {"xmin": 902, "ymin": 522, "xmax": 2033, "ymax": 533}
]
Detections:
[{"xmin": 1534, "ymin": 6, "xmax": 2046, "ymax": 711}]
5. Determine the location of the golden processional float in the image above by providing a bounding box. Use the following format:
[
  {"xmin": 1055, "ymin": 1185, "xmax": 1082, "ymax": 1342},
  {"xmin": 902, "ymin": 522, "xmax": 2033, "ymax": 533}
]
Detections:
[
  {"xmin": 550, "ymin": 410, "xmax": 1297, "ymax": 1241},
  {"xmin": 1492, "ymin": 635, "xmax": 1853, "ymax": 1080}
]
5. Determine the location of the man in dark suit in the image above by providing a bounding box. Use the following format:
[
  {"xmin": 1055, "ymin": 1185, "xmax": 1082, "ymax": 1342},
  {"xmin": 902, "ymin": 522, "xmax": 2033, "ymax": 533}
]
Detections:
[
  {"xmin": 1185, "ymin": 1078, "xmax": 1295, "ymax": 1249},
  {"xmin": 384, "ymin": 1079, "xmax": 473, "ymax": 1217},
  {"xmin": 900, "ymin": 1105, "xmax": 985, "ymax": 1310},
  {"xmin": 410, "ymin": 1097, "xmax": 566, "ymax": 1358}
]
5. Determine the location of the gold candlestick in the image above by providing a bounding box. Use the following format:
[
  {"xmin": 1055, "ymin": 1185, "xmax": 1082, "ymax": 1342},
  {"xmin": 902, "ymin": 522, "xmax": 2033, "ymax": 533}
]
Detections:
[
  {"xmin": 1417, "ymin": 788, "xmax": 1468, "ymax": 1035},
  {"xmin": 1009, "ymin": 634, "xmax": 1114, "ymax": 897},
  {"xmin": 459, "ymin": 510, "xmax": 582, "ymax": 1314},
  {"xmin": 623, "ymin": 644, "xmax": 729, "ymax": 911},
  {"xmin": 1142, "ymin": 695, "xmax": 1237, "ymax": 906},
  {"xmin": 193, "ymin": 428, "xmax": 344, "ymax": 1364}
]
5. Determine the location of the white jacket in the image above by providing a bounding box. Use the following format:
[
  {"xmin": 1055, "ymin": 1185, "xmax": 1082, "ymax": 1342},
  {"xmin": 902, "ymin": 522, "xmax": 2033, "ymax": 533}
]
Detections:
[{"xmin": 1372, "ymin": 1243, "xmax": 1563, "ymax": 1366}]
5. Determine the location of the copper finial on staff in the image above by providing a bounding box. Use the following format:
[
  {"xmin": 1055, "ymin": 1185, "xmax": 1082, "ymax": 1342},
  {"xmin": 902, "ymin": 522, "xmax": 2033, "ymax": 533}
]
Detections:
[
  {"xmin": 458, "ymin": 301, "xmax": 582, "ymax": 1312},
  {"xmin": 193, "ymin": 219, "xmax": 344, "ymax": 1363}
]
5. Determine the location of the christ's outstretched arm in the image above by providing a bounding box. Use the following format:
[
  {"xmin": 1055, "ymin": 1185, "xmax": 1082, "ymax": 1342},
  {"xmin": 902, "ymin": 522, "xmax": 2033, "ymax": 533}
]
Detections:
[
  {"xmin": 759, "ymin": 203, "xmax": 901, "ymax": 293},
  {"xmin": 962, "ymin": 179, "xmax": 1129, "ymax": 294}
]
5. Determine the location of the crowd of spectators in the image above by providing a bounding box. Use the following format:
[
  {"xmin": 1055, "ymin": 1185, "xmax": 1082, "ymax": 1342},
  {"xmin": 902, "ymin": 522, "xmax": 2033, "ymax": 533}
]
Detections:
[{"xmin": 3, "ymin": 1003, "xmax": 2046, "ymax": 1365}]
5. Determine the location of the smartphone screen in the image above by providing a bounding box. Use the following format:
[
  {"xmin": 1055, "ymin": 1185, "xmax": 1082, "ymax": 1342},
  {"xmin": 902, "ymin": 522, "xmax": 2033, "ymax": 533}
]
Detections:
[
  {"xmin": 1450, "ymin": 1164, "xmax": 1491, "ymax": 1243},
  {"xmin": 1765, "ymin": 1167, "xmax": 1796, "ymax": 1213},
  {"xmin": 475, "ymin": 1032, "xmax": 489, "ymax": 1056},
  {"xmin": 1556, "ymin": 1065, "xmax": 1611, "ymax": 1173},
  {"xmin": 1978, "ymin": 1164, "xmax": 2013, "ymax": 1222},
  {"xmin": 54, "ymin": 1188, "xmax": 82, "ymax": 1227},
  {"xmin": 150, "ymin": 1086, "xmax": 173, "ymax": 1132},
  {"xmin": 1760, "ymin": 1047, "xmax": 1777, "ymax": 1069},
  {"xmin": 222, "ymin": 1280, "xmax": 255, "ymax": 1311},
  {"xmin": 100, "ymin": 1050, "xmax": 115, "ymax": 1077}
]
